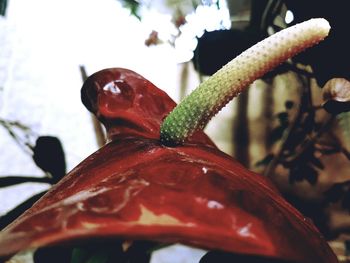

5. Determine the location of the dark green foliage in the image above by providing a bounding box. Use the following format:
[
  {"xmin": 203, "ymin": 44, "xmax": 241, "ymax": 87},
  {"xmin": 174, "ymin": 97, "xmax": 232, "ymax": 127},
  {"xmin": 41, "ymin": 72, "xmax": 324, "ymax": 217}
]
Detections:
[
  {"xmin": 0, "ymin": 176, "xmax": 51, "ymax": 188},
  {"xmin": 118, "ymin": 0, "xmax": 141, "ymax": 20},
  {"xmin": 33, "ymin": 136, "xmax": 66, "ymax": 182},
  {"xmin": 34, "ymin": 242, "xmax": 300, "ymax": 263},
  {"xmin": 269, "ymin": 111, "xmax": 289, "ymax": 145},
  {"xmin": 0, "ymin": 0, "xmax": 7, "ymax": 16},
  {"xmin": 69, "ymin": 240, "xmax": 158, "ymax": 263},
  {"xmin": 286, "ymin": 145, "xmax": 324, "ymax": 185},
  {"xmin": 0, "ymin": 119, "xmax": 67, "ymax": 230},
  {"xmin": 34, "ymin": 240, "xmax": 125, "ymax": 263},
  {"xmin": 71, "ymin": 247, "xmax": 90, "ymax": 263},
  {"xmin": 199, "ymin": 250, "xmax": 295, "ymax": 263},
  {"xmin": 289, "ymin": 162, "xmax": 318, "ymax": 185},
  {"xmin": 34, "ymin": 246, "xmax": 73, "ymax": 263},
  {"xmin": 323, "ymin": 100, "xmax": 350, "ymax": 115},
  {"xmin": 258, "ymin": 92, "xmax": 333, "ymax": 186},
  {"xmin": 325, "ymin": 181, "xmax": 350, "ymax": 212},
  {"xmin": 255, "ymin": 154, "xmax": 274, "ymax": 167},
  {"xmin": 70, "ymin": 241, "xmax": 123, "ymax": 263},
  {"xmin": 277, "ymin": 112, "xmax": 289, "ymax": 126},
  {"xmin": 285, "ymin": 100, "xmax": 294, "ymax": 110},
  {"xmin": 268, "ymin": 102, "xmax": 294, "ymax": 145}
]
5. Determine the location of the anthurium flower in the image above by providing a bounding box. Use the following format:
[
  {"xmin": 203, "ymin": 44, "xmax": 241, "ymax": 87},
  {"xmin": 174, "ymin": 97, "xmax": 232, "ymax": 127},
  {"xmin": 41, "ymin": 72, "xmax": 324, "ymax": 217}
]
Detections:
[
  {"xmin": 0, "ymin": 19, "xmax": 337, "ymax": 263},
  {"xmin": 0, "ymin": 67, "xmax": 337, "ymax": 262}
]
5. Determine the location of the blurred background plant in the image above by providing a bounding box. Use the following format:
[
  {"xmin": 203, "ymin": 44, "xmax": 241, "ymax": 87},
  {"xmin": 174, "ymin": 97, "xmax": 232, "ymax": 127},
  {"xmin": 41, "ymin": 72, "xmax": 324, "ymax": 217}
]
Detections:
[
  {"xmin": 0, "ymin": 0, "xmax": 350, "ymax": 262},
  {"xmin": 0, "ymin": 118, "xmax": 66, "ymax": 230}
]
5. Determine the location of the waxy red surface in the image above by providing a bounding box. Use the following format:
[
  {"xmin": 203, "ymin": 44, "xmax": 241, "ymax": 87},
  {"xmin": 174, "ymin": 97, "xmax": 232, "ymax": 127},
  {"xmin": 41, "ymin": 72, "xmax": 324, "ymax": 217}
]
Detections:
[{"xmin": 0, "ymin": 68, "xmax": 337, "ymax": 262}]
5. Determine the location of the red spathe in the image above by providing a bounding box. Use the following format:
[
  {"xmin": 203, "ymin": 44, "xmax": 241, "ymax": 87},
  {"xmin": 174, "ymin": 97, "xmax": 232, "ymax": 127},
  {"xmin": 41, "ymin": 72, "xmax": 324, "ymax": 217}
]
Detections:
[{"xmin": 0, "ymin": 68, "xmax": 338, "ymax": 262}]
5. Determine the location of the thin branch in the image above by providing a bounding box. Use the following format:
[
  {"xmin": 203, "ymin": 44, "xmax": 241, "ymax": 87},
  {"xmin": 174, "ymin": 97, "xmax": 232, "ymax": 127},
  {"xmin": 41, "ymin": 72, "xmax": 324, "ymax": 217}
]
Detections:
[
  {"xmin": 0, "ymin": 118, "xmax": 36, "ymax": 155},
  {"xmin": 0, "ymin": 176, "xmax": 52, "ymax": 188},
  {"xmin": 341, "ymin": 147, "xmax": 350, "ymax": 160},
  {"xmin": 285, "ymin": 63, "xmax": 315, "ymax": 78},
  {"xmin": 79, "ymin": 65, "xmax": 106, "ymax": 147}
]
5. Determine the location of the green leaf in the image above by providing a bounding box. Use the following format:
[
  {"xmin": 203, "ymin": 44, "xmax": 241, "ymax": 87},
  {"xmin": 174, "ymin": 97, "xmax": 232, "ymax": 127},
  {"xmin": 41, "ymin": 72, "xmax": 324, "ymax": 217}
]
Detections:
[
  {"xmin": 71, "ymin": 248, "xmax": 89, "ymax": 263},
  {"xmin": 0, "ymin": 0, "xmax": 7, "ymax": 16},
  {"xmin": 119, "ymin": 0, "xmax": 141, "ymax": 20},
  {"xmin": 86, "ymin": 251, "xmax": 109, "ymax": 263}
]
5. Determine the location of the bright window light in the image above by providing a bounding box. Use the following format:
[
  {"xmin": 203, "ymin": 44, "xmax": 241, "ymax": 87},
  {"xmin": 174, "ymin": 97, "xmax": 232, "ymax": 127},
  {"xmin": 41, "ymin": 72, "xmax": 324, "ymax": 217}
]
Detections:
[{"xmin": 285, "ymin": 10, "xmax": 294, "ymax": 24}]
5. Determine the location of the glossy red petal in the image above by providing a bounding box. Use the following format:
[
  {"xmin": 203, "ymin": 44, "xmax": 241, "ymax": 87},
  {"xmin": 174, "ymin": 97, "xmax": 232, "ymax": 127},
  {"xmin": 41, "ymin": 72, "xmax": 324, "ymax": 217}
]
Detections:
[{"xmin": 0, "ymin": 69, "xmax": 337, "ymax": 263}]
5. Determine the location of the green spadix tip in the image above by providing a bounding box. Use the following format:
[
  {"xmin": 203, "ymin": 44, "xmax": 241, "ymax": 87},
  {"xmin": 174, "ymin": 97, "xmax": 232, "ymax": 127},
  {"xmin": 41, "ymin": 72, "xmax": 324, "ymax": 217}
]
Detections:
[{"xmin": 160, "ymin": 18, "xmax": 330, "ymax": 146}]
